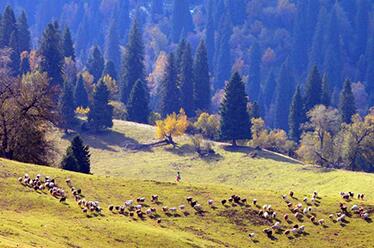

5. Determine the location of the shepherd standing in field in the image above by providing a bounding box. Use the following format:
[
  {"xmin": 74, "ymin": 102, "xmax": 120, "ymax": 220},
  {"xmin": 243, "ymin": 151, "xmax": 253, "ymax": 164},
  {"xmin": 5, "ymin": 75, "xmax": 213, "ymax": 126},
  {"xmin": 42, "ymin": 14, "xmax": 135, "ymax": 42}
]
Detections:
[{"xmin": 176, "ymin": 171, "xmax": 181, "ymax": 182}]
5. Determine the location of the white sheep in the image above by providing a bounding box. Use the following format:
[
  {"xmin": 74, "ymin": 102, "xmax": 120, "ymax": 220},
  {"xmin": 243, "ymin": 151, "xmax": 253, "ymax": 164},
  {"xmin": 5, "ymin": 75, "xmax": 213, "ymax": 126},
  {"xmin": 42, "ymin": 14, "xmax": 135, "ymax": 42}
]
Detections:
[
  {"xmin": 318, "ymin": 219, "xmax": 324, "ymax": 225},
  {"xmin": 272, "ymin": 221, "xmax": 281, "ymax": 230},
  {"xmin": 208, "ymin": 199, "xmax": 214, "ymax": 206},
  {"xmin": 179, "ymin": 205, "xmax": 185, "ymax": 210},
  {"xmin": 351, "ymin": 205, "xmax": 359, "ymax": 211}
]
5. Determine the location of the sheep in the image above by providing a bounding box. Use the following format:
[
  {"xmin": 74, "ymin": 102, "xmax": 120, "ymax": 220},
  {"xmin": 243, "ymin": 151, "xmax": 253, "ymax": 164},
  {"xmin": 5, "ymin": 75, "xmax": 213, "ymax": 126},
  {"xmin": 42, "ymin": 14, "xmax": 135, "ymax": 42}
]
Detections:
[
  {"xmin": 318, "ymin": 219, "xmax": 324, "ymax": 225},
  {"xmin": 18, "ymin": 177, "xmax": 23, "ymax": 184},
  {"xmin": 340, "ymin": 203, "xmax": 348, "ymax": 212},
  {"xmin": 311, "ymin": 197, "xmax": 316, "ymax": 204},
  {"xmin": 362, "ymin": 212, "xmax": 369, "ymax": 220},
  {"xmin": 284, "ymin": 214, "xmax": 289, "ymax": 221},
  {"xmin": 151, "ymin": 208, "xmax": 157, "ymax": 213},
  {"xmin": 193, "ymin": 204, "xmax": 203, "ymax": 212},
  {"xmin": 357, "ymin": 193, "xmax": 361, "ymax": 199},
  {"xmin": 337, "ymin": 214, "xmax": 346, "ymax": 222},
  {"xmin": 263, "ymin": 228, "xmax": 272, "ymax": 236},
  {"xmin": 59, "ymin": 196, "xmax": 67, "ymax": 203},
  {"xmin": 289, "ymin": 191, "xmax": 294, "ymax": 197},
  {"xmin": 253, "ymin": 199, "xmax": 257, "ymax": 205},
  {"xmin": 342, "ymin": 194, "xmax": 350, "ymax": 200},
  {"xmin": 241, "ymin": 198, "xmax": 247, "ymax": 204},
  {"xmin": 108, "ymin": 205, "xmax": 114, "ymax": 211},
  {"xmin": 307, "ymin": 206, "xmax": 312, "ymax": 212},
  {"xmin": 287, "ymin": 202, "xmax": 293, "ymax": 208},
  {"xmin": 303, "ymin": 208, "xmax": 308, "ymax": 215},
  {"xmin": 169, "ymin": 207, "xmax": 177, "ymax": 213},
  {"xmin": 282, "ymin": 194, "xmax": 287, "ymax": 200},
  {"xmin": 208, "ymin": 199, "xmax": 214, "ymax": 206},
  {"xmin": 291, "ymin": 228, "xmax": 298, "ymax": 234},
  {"xmin": 137, "ymin": 197, "xmax": 145, "ymax": 203},
  {"xmin": 262, "ymin": 204, "xmax": 268, "ymax": 210},
  {"xmin": 272, "ymin": 212, "xmax": 277, "ymax": 219},
  {"xmin": 186, "ymin": 196, "xmax": 193, "ymax": 202},
  {"xmin": 179, "ymin": 205, "xmax": 185, "ymax": 211},
  {"xmin": 221, "ymin": 199, "xmax": 227, "ymax": 205},
  {"xmin": 349, "ymin": 192, "xmax": 354, "ymax": 197},
  {"xmin": 263, "ymin": 211, "xmax": 270, "ymax": 219},
  {"xmin": 298, "ymin": 225, "xmax": 305, "ymax": 234},
  {"xmin": 294, "ymin": 212, "xmax": 303, "ymax": 219},
  {"xmin": 284, "ymin": 229, "xmax": 290, "ymax": 235},
  {"xmin": 310, "ymin": 216, "xmax": 316, "ymax": 223},
  {"xmin": 296, "ymin": 203, "xmax": 303, "ymax": 209},
  {"xmin": 125, "ymin": 200, "xmax": 133, "ymax": 207},
  {"xmin": 82, "ymin": 207, "xmax": 88, "ymax": 213},
  {"xmin": 360, "ymin": 194, "xmax": 365, "ymax": 200},
  {"xmin": 329, "ymin": 214, "xmax": 334, "ymax": 219},
  {"xmin": 303, "ymin": 197, "xmax": 308, "ymax": 203},
  {"xmin": 191, "ymin": 200, "xmax": 198, "ymax": 208},
  {"xmin": 271, "ymin": 222, "xmax": 281, "ymax": 230},
  {"xmin": 135, "ymin": 204, "xmax": 142, "ymax": 210},
  {"xmin": 313, "ymin": 191, "xmax": 318, "ymax": 197},
  {"xmin": 162, "ymin": 206, "xmax": 169, "ymax": 212},
  {"xmin": 151, "ymin": 195, "xmax": 159, "ymax": 202},
  {"xmin": 351, "ymin": 205, "xmax": 359, "ymax": 211},
  {"xmin": 146, "ymin": 208, "xmax": 153, "ymax": 215},
  {"xmin": 157, "ymin": 218, "xmax": 162, "ymax": 224},
  {"xmin": 248, "ymin": 233, "xmax": 255, "ymax": 239}
]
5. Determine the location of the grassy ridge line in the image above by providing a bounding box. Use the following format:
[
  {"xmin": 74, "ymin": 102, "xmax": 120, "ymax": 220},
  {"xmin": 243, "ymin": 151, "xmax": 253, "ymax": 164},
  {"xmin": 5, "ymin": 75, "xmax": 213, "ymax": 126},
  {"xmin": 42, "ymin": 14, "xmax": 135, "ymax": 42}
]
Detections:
[{"xmin": 1, "ymin": 159, "xmax": 374, "ymax": 248}]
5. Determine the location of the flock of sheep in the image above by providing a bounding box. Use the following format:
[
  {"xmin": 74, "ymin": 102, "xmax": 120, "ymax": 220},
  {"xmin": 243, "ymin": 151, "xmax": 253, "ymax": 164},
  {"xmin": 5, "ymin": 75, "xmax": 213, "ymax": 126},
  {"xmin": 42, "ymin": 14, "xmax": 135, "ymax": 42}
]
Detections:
[{"xmin": 17, "ymin": 173, "xmax": 372, "ymax": 242}]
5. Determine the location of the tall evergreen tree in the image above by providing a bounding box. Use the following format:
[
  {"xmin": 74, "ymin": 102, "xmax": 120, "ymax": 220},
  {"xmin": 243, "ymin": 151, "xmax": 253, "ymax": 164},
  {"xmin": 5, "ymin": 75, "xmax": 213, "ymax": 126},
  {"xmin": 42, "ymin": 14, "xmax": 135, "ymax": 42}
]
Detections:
[
  {"xmin": 151, "ymin": 0, "xmax": 164, "ymax": 19},
  {"xmin": 304, "ymin": 65, "xmax": 322, "ymax": 112},
  {"xmin": 219, "ymin": 72, "xmax": 251, "ymax": 146},
  {"xmin": 247, "ymin": 42, "xmax": 261, "ymax": 101},
  {"xmin": 86, "ymin": 45, "xmax": 104, "ymax": 83},
  {"xmin": 308, "ymin": 6, "xmax": 327, "ymax": 70},
  {"xmin": 104, "ymin": 20, "xmax": 120, "ymax": 70},
  {"xmin": 354, "ymin": 0, "xmax": 369, "ymax": 60},
  {"xmin": 291, "ymin": 1, "xmax": 308, "ymax": 75},
  {"xmin": 38, "ymin": 22, "xmax": 64, "ymax": 87},
  {"xmin": 321, "ymin": 73, "xmax": 331, "ymax": 106},
  {"xmin": 102, "ymin": 60, "xmax": 117, "ymax": 80},
  {"xmin": 274, "ymin": 60, "xmax": 295, "ymax": 131},
  {"xmin": 127, "ymin": 79, "xmax": 150, "ymax": 124},
  {"xmin": 59, "ymin": 81, "xmax": 76, "ymax": 130},
  {"xmin": 120, "ymin": 20, "xmax": 145, "ymax": 103},
  {"xmin": 88, "ymin": 80, "xmax": 113, "ymax": 131},
  {"xmin": 214, "ymin": 11, "xmax": 232, "ymax": 89},
  {"xmin": 227, "ymin": 0, "xmax": 246, "ymax": 26},
  {"xmin": 193, "ymin": 40, "xmax": 210, "ymax": 112},
  {"xmin": 74, "ymin": 75, "xmax": 89, "ymax": 108},
  {"xmin": 0, "ymin": 6, "xmax": 17, "ymax": 48},
  {"xmin": 159, "ymin": 53, "xmax": 180, "ymax": 117},
  {"xmin": 178, "ymin": 42, "xmax": 194, "ymax": 116},
  {"xmin": 8, "ymin": 30, "xmax": 20, "ymax": 76},
  {"xmin": 61, "ymin": 136, "xmax": 91, "ymax": 173},
  {"xmin": 62, "ymin": 27, "xmax": 75, "ymax": 60},
  {"xmin": 339, "ymin": 79, "xmax": 356, "ymax": 123},
  {"xmin": 171, "ymin": 0, "xmax": 193, "ymax": 42},
  {"xmin": 366, "ymin": 37, "xmax": 374, "ymax": 106},
  {"xmin": 205, "ymin": 0, "xmax": 215, "ymax": 69},
  {"xmin": 176, "ymin": 39, "xmax": 186, "ymax": 72},
  {"xmin": 260, "ymin": 71, "xmax": 276, "ymax": 111},
  {"xmin": 288, "ymin": 86, "xmax": 305, "ymax": 142},
  {"xmin": 16, "ymin": 11, "xmax": 30, "ymax": 52},
  {"xmin": 19, "ymin": 52, "xmax": 30, "ymax": 75}
]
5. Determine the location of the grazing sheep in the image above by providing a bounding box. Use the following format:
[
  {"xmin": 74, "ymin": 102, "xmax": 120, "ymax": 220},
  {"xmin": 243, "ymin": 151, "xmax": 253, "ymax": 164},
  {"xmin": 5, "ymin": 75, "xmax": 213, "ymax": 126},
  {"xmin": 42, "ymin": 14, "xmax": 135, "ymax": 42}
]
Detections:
[
  {"xmin": 349, "ymin": 192, "xmax": 354, "ymax": 197},
  {"xmin": 291, "ymin": 228, "xmax": 298, "ymax": 234},
  {"xmin": 310, "ymin": 216, "xmax": 316, "ymax": 222},
  {"xmin": 318, "ymin": 219, "xmax": 324, "ymax": 225},
  {"xmin": 253, "ymin": 199, "xmax": 257, "ymax": 205},
  {"xmin": 289, "ymin": 191, "xmax": 294, "ymax": 197},
  {"xmin": 59, "ymin": 196, "xmax": 66, "ymax": 203},
  {"xmin": 296, "ymin": 203, "xmax": 303, "ymax": 209},
  {"xmin": 303, "ymin": 197, "xmax": 308, "ymax": 203},
  {"xmin": 362, "ymin": 213, "xmax": 369, "ymax": 220},
  {"xmin": 343, "ymin": 194, "xmax": 350, "ymax": 200},
  {"xmin": 298, "ymin": 225, "xmax": 305, "ymax": 234},
  {"xmin": 162, "ymin": 206, "xmax": 169, "ymax": 212},
  {"xmin": 263, "ymin": 228, "xmax": 272, "ymax": 236},
  {"xmin": 248, "ymin": 233, "xmax": 255, "ymax": 238},
  {"xmin": 241, "ymin": 198, "xmax": 247, "ymax": 204},
  {"xmin": 287, "ymin": 202, "xmax": 293, "ymax": 208},
  {"xmin": 329, "ymin": 214, "xmax": 334, "ymax": 219},
  {"xmin": 282, "ymin": 194, "xmax": 287, "ymax": 200},
  {"xmin": 284, "ymin": 214, "xmax": 289, "ymax": 221},
  {"xmin": 360, "ymin": 194, "xmax": 365, "ymax": 200},
  {"xmin": 191, "ymin": 201, "xmax": 198, "ymax": 208},
  {"xmin": 272, "ymin": 222, "xmax": 281, "ymax": 230},
  {"xmin": 284, "ymin": 229, "xmax": 290, "ymax": 235},
  {"xmin": 221, "ymin": 199, "xmax": 227, "ymax": 205},
  {"xmin": 272, "ymin": 212, "xmax": 277, "ymax": 219},
  {"xmin": 125, "ymin": 200, "xmax": 133, "ymax": 207},
  {"xmin": 82, "ymin": 208, "xmax": 88, "ymax": 213},
  {"xmin": 146, "ymin": 208, "xmax": 153, "ymax": 215},
  {"xmin": 340, "ymin": 203, "xmax": 348, "ymax": 212},
  {"xmin": 137, "ymin": 197, "xmax": 145, "ymax": 203},
  {"xmin": 208, "ymin": 200, "xmax": 214, "ymax": 206},
  {"xmin": 294, "ymin": 212, "xmax": 303, "ymax": 219},
  {"xmin": 151, "ymin": 195, "xmax": 159, "ymax": 202},
  {"xmin": 186, "ymin": 196, "xmax": 193, "ymax": 202},
  {"xmin": 311, "ymin": 197, "xmax": 316, "ymax": 204},
  {"xmin": 357, "ymin": 193, "xmax": 361, "ymax": 199},
  {"xmin": 193, "ymin": 204, "xmax": 202, "ymax": 212},
  {"xmin": 136, "ymin": 204, "xmax": 142, "ymax": 210},
  {"xmin": 313, "ymin": 191, "xmax": 318, "ymax": 197},
  {"xmin": 108, "ymin": 205, "xmax": 114, "ymax": 211},
  {"xmin": 157, "ymin": 218, "xmax": 162, "ymax": 224},
  {"xmin": 307, "ymin": 206, "xmax": 312, "ymax": 212},
  {"xmin": 351, "ymin": 205, "xmax": 359, "ymax": 211},
  {"xmin": 337, "ymin": 214, "xmax": 346, "ymax": 222},
  {"xmin": 263, "ymin": 212, "xmax": 270, "ymax": 219},
  {"xmin": 303, "ymin": 208, "xmax": 308, "ymax": 215},
  {"xmin": 169, "ymin": 207, "xmax": 177, "ymax": 213}
]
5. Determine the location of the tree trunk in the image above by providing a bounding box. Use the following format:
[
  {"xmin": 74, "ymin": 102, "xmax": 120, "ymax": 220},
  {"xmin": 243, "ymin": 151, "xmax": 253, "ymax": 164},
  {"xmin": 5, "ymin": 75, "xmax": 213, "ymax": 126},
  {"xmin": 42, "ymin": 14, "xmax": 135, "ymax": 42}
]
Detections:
[{"xmin": 232, "ymin": 139, "xmax": 237, "ymax": 147}]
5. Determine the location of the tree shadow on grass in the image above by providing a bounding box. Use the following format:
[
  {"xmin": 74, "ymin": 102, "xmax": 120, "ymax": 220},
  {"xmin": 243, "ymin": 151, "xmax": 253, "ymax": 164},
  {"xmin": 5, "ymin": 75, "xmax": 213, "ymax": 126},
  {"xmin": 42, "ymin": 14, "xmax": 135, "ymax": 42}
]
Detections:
[{"xmin": 222, "ymin": 145, "xmax": 302, "ymax": 165}]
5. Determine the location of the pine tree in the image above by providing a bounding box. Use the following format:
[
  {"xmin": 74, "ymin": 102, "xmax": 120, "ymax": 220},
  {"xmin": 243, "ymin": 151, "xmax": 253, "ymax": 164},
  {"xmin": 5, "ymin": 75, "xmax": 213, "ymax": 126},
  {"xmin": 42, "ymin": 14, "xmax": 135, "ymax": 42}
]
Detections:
[
  {"xmin": 214, "ymin": 11, "xmax": 232, "ymax": 89},
  {"xmin": 74, "ymin": 75, "xmax": 89, "ymax": 108},
  {"xmin": 308, "ymin": 7, "xmax": 327, "ymax": 70},
  {"xmin": 38, "ymin": 22, "xmax": 64, "ymax": 87},
  {"xmin": 205, "ymin": 0, "xmax": 215, "ymax": 69},
  {"xmin": 171, "ymin": 0, "xmax": 193, "ymax": 42},
  {"xmin": 19, "ymin": 51, "xmax": 30, "ymax": 75},
  {"xmin": 127, "ymin": 79, "xmax": 150, "ymax": 124},
  {"xmin": 193, "ymin": 40, "xmax": 210, "ymax": 112},
  {"xmin": 102, "ymin": 60, "xmax": 117, "ymax": 80},
  {"xmin": 288, "ymin": 86, "xmax": 305, "ymax": 142},
  {"xmin": 291, "ymin": 1, "xmax": 308, "ymax": 75},
  {"xmin": 274, "ymin": 60, "xmax": 295, "ymax": 131},
  {"xmin": 120, "ymin": 20, "xmax": 145, "ymax": 103},
  {"xmin": 61, "ymin": 147, "xmax": 79, "ymax": 172},
  {"xmin": 176, "ymin": 38, "xmax": 186, "ymax": 72},
  {"xmin": 71, "ymin": 136, "xmax": 91, "ymax": 174},
  {"xmin": 59, "ymin": 81, "xmax": 76, "ymax": 130},
  {"xmin": 178, "ymin": 42, "xmax": 194, "ymax": 116},
  {"xmin": 260, "ymin": 71, "xmax": 276, "ymax": 111},
  {"xmin": 86, "ymin": 45, "xmax": 104, "ymax": 83},
  {"xmin": 247, "ymin": 42, "xmax": 261, "ymax": 101},
  {"xmin": 16, "ymin": 11, "xmax": 31, "ymax": 52},
  {"xmin": 304, "ymin": 65, "xmax": 322, "ymax": 112},
  {"xmin": 366, "ymin": 37, "xmax": 374, "ymax": 106},
  {"xmin": 321, "ymin": 73, "xmax": 331, "ymax": 106},
  {"xmin": 159, "ymin": 53, "xmax": 180, "ymax": 117},
  {"xmin": 354, "ymin": 0, "xmax": 369, "ymax": 60},
  {"xmin": 104, "ymin": 20, "xmax": 120, "ymax": 71},
  {"xmin": 63, "ymin": 27, "xmax": 75, "ymax": 60},
  {"xmin": 227, "ymin": 0, "xmax": 246, "ymax": 26},
  {"xmin": 9, "ymin": 30, "xmax": 20, "ymax": 76},
  {"xmin": 88, "ymin": 80, "xmax": 113, "ymax": 131},
  {"xmin": 151, "ymin": 0, "xmax": 164, "ymax": 19},
  {"xmin": 339, "ymin": 79, "xmax": 356, "ymax": 123},
  {"xmin": 0, "ymin": 6, "xmax": 17, "ymax": 48},
  {"xmin": 219, "ymin": 72, "xmax": 251, "ymax": 146}
]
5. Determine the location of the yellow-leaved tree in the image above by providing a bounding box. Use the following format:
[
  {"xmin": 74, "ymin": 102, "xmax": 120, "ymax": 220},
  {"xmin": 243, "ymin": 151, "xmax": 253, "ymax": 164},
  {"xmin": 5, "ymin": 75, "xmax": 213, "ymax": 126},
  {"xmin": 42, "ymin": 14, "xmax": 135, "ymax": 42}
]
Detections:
[{"xmin": 156, "ymin": 109, "xmax": 188, "ymax": 146}]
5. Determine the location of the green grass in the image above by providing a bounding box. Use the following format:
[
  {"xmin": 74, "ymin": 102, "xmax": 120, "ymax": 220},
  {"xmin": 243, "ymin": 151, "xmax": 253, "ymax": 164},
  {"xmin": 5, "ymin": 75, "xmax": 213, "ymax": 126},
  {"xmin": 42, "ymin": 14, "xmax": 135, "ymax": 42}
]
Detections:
[{"xmin": 1, "ymin": 120, "xmax": 373, "ymax": 247}]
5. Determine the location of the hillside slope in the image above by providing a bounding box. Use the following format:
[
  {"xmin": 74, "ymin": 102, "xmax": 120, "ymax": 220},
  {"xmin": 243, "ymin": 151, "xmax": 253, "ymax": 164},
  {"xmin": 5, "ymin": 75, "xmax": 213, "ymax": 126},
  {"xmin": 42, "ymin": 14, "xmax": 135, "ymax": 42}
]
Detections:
[{"xmin": 1, "ymin": 159, "xmax": 374, "ymax": 248}]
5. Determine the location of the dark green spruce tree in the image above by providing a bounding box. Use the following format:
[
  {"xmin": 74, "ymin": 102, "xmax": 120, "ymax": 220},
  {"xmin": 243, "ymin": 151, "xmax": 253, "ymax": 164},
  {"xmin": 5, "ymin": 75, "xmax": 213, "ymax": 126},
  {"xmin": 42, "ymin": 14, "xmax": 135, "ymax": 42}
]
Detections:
[
  {"xmin": 120, "ymin": 19, "xmax": 145, "ymax": 103},
  {"xmin": 71, "ymin": 136, "xmax": 91, "ymax": 174},
  {"xmin": 16, "ymin": 11, "xmax": 31, "ymax": 52},
  {"xmin": 0, "ymin": 6, "xmax": 17, "ymax": 47},
  {"xmin": 88, "ymin": 80, "xmax": 113, "ymax": 131},
  {"xmin": 9, "ymin": 30, "xmax": 20, "ymax": 76},
  {"xmin": 38, "ymin": 22, "xmax": 64, "ymax": 87},
  {"xmin": 104, "ymin": 20, "xmax": 120, "ymax": 71},
  {"xmin": 288, "ymin": 86, "xmax": 305, "ymax": 142},
  {"xmin": 205, "ymin": 0, "xmax": 215, "ymax": 69},
  {"xmin": 127, "ymin": 79, "xmax": 150, "ymax": 124},
  {"xmin": 19, "ymin": 52, "xmax": 30, "ymax": 75},
  {"xmin": 63, "ymin": 27, "xmax": 75, "ymax": 60},
  {"xmin": 354, "ymin": 0, "xmax": 369, "ymax": 60},
  {"xmin": 339, "ymin": 79, "xmax": 356, "ymax": 124},
  {"xmin": 366, "ymin": 37, "xmax": 374, "ymax": 106},
  {"xmin": 159, "ymin": 53, "xmax": 180, "ymax": 117},
  {"xmin": 178, "ymin": 42, "xmax": 194, "ymax": 116},
  {"xmin": 193, "ymin": 40, "xmax": 210, "ymax": 112},
  {"xmin": 247, "ymin": 42, "xmax": 261, "ymax": 101},
  {"xmin": 219, "ymin": 72, "xmax": 251, "ymax": 146},
  {"xmin": 86, "ymin": 45, "xmax": 104, "ymax": 83},
  {"xmin": 321, "ymin": 73, "xmax": 331, "ymax": 106},
  {"xmin": 59, "ymin": 81, "xmax": 76, "ymax": 130},
  {"xmin": 274, "ymin": 60, "xmax": 295, "ymax": 131},
  {"xmin": 102, "ymin": 60, "xmax": 117, "ymax": 80},
  {"xmin": 304, "ymin": 65, "xmax": 322, "ymax": 112},
  {"xmin": 74, "ymin": 75, "xmax": 89, "ymax": 108},
  {"xmin": 61, "ymin": 147, "xmax": 79, "ymax": 172}
]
